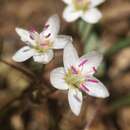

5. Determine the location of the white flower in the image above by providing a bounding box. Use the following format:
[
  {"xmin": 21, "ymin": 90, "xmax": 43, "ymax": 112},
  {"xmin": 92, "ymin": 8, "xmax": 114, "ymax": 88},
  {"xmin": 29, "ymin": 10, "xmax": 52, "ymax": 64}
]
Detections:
[
  {"xmin": 62, "ymin": 0, "xmax": 105, "ymax": 23},
  {"xmin": 50, "ymin": 43, "xmax": 109, "ymax": 116},
  {"xmin": 13, "ymin": 15, "xmax": 72, "ymax": 64}
]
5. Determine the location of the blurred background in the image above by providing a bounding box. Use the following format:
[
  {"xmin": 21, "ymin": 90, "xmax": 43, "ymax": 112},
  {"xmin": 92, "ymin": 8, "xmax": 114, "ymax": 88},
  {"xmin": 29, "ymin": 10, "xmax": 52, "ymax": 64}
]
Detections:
[{"xmin": 0, "ymin": 0, "xmax": 130, "ymax": 130}]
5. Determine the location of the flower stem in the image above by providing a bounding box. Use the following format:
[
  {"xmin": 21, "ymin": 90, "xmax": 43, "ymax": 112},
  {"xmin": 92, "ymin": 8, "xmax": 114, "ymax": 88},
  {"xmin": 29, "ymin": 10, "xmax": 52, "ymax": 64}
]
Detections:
[{"xmin": 78, "ymin": 19, "xmax": 93, "ymax": 42}]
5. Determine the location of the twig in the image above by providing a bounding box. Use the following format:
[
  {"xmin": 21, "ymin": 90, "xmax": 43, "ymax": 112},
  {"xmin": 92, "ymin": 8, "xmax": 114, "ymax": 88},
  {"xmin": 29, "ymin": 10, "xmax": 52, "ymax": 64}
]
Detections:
[
  {"xmin": 83, "ymin": 102, "xmax": 101, "ymax": 130},
  {"xmin": 0, "ymin": 59, "xmax": 36, "ymax": 79}
]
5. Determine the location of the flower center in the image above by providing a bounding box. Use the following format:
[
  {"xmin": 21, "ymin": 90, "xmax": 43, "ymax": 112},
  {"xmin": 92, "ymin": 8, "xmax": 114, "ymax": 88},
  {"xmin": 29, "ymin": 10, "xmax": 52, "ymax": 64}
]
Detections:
[
  {"xmin": 64, "ymin": 66, "xmax": 85, "ymax": 89},
  {"xmin": 34, "ymin": 39, "xmax": 53, "ymax": 53},
  {"xmin": 72, "ymin": 0, "xmax": 90, "ymax": 11},
  {"xmin": 29, "ymin": 29, "xmax": 53, "ymax": 53}
]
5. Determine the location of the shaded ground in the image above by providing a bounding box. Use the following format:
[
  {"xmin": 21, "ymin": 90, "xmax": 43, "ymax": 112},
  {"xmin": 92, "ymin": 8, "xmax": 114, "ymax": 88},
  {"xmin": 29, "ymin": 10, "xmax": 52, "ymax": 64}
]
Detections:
[{"xmin": 0, "ymin": 0, "xmax": 130, "ymax": 130}]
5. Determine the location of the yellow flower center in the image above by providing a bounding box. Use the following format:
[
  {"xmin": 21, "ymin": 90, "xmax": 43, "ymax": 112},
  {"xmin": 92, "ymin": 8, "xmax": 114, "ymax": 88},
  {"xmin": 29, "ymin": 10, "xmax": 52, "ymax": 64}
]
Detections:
[
  {"xmin": 64, "ymin": 66, "xmax": 85, "ymax": 89},
  {"xmin": 72, "ymin": 0, "xmax": 90, "ymax": 11}
]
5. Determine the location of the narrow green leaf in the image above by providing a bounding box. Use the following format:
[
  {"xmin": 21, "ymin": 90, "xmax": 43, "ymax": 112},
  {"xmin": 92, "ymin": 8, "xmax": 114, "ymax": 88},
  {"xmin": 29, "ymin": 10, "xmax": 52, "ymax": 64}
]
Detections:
[{"xmin": 105, "ymin": 37, "xmax": 130, "ymax": 57}]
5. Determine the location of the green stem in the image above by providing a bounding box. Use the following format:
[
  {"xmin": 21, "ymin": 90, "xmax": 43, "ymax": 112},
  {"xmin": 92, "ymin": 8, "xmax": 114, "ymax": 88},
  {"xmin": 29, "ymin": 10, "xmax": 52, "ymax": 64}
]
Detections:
[
  {"xmin": 82, "ymin": 24, "xmax": 93, "ymax": 42},
  {"xmin": 78, "ymin": 20, "xmax": 93, "ymax": 42}
]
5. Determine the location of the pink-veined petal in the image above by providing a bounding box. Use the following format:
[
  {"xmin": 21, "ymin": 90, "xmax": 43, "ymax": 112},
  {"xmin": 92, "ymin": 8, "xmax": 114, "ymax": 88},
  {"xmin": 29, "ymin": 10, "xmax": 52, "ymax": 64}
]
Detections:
[
  {"xmin": 12, "ymin": 46, "xmax": 35, "ymax": 62},
  {"xmin": 90, "ymin": 0, "xmax": 105, "ymax": 7},
  {"xmin": 50, "ymin": 67, "xmax": 69, "ymax": 90},
  {"xmin": 33, "ymin": 50, "xmax": 53, "ymax": 64},
  {"xmin": 82, "ymin": 76, "xmax": 109, "ymax": 98},
  {"xmin": 40, "ymin": 14, "xmax": 60, "ymax": 40},
  {"xmin": 15, "ymin": 27, "xmax": 35, "ymax": 46},
  {"xmin": 53, "ymin": 35, "xmax": 72, "ymax": 49},
  {"xmin": 81, "ymin": 8, "xmax": 102, "ymax": 24},
  {"xmin": 77, "ymin": 51, "xmax": 103, "ymax": 75},
  {"xmin": 68, "ymin": 88, "xmax": 83, "ymax": 116},
  {"xmin": 63, "ymin": 43, "xmax": 79, "ymax": 71},
  {"xmin": 63, "ymin": 5, "xmax": 82, "ymax": 22},
  {"xmin": 62, "ymin": 0, "xmax": 72, "ymax": 5}
]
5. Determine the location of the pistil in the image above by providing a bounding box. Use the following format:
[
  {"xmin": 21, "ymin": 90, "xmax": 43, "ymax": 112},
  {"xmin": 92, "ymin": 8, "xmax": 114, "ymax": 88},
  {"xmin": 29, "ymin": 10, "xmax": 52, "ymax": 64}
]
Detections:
[
  {"xmin": 72, "ymin": 0, "xmax": 90, "ymax": 11},
  {"xmin": 64, "ymin": 66, "xmax": 85, "ymax": 89}
]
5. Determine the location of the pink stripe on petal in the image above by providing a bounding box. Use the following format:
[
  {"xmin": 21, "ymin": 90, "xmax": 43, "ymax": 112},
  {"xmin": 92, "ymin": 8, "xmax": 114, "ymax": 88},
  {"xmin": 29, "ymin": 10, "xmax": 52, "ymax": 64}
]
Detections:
[
  {"xmin": 87, "ymin": 79, "xmax": 98, "ymax": 83},
  {"xmin": 78, "ymin": 59, "xmax": 88, "ymax": 67},
  {"xmin": 80, "ymin": 84, "xmax": 89, "ymax": 92},
  {"xmin": 23, "ymin": 48, "xmax": 30, "ymax": 52},
  {"xmin": 74, "ymin": 94, "xmax": 81, "ymax": 103}
]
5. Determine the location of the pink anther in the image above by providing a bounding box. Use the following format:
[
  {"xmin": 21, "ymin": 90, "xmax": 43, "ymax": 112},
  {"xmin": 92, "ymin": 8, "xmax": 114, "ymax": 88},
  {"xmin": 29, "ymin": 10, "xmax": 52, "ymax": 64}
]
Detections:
[
  {"xmin": 30, "ymin": 27, "xmax": 36, "ymax": 32},
  {"xmin": 29, "ymin": 27, "xmax": 36, "ymax": 40},
  {"xmin": 44, "ymin": 24, "xmax": 49, "ymax": 30},
  {"xmin": 93, "ymin": 66, "xmax": 97, "ymax": 73},
  {"xmin": 45, "ymin": 33, "xmax": 51, "ymax": 38},
  {"xmin": 71, "ymin": 66, "xmax": 78, "ymax": 74}
]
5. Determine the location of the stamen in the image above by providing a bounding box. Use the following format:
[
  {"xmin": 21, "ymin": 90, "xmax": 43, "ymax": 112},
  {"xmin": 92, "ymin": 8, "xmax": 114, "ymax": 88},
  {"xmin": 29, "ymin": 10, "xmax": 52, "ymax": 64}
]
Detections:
[
  {"xmin": 93, "ymin": 67, "xmax": 97, "ymax": 73},
  {"xmin": 30, "ymin": 27, "xmax": 36, "ymax": 32},
  {"xmin": 78, "ymin": 59, "xmax": 88, "ymax": 67},
  {"xmin": 29, "ymin": 27, "xmax": 36, "ymax": 40},
  {"xmin": 71, "ymin": 66, "xmax": 78, "ymax": 74},
  {"xmin": 45, "ymin": 33, "xmax": 51, "ymax": 38},
  {"xmin": 30, "ymin": 35, "xmax": 34, "ymax": 40},
  {"xmin": 80, "ymin": 84, "xmax": 89, "ymax": 92},
  {"xmin": 44, "ymin": 24, "xmax": 49, "ymax": 30}
]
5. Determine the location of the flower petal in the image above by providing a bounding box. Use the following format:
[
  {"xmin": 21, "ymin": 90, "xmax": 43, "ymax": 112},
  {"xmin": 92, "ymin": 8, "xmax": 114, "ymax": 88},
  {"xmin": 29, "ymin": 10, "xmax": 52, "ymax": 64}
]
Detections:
[
  {"xmin": 64, "ymin": 43, "xmax": 79, "ymax": 71},
  {"xmin": 82, "ymin": 76, "xmax": 109, "ymax": 98},
  {"xmin": 90, "ymin": 0, "xmax": 105, "ymax": 7},
  {"xmin": 41, "ymin": 15, "xmax": 60, "ymax": 40},
  {"xmin": 12, "ymin": 46, "xmax": 35, "ymax": 62},
  {"xmin": 33, "ymin": 50, "xmax": 54, "ymax": 64},
  {"xmin": 62, "ymin": 0, "xmax": 72, "ymax": 4},
  {"xmin": 63, "ymin": 5, "xmax": 82, "ymax": 22},
  {"xmin": 68, "ymin": 88, "xmax": 83, "ymax": 116},
  {"xmin": 77, "ymin": 51, "xmax": 103, "ymax": 75},
  {"xmin": 50, "ymin": 67, "xmax": 69, "ymax": 90},
  {"xmin": 81, "ymin": 8, "xmax": 102, "ymax": 24},
  {"xmin": 53, "ymin": 35, "xmax": 72, "ymax": 49},
  {"xmin": 15, "ymin": 27, "xmax": 35, "ymax": 46}
]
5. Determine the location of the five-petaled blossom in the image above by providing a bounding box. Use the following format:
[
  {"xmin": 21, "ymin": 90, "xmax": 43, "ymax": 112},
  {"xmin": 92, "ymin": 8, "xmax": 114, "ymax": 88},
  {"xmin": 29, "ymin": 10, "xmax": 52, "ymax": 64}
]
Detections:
[
  {"xmin": 62, "ymin": 0, "xmax": 105, "ymax": 23},
  {"xmin": 13, "ymin": 15, "xmax": 72, "ymax": 63},
  {"xmin": 50, "ymin": 43, "xmax": 109, "ymax": 116}
]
